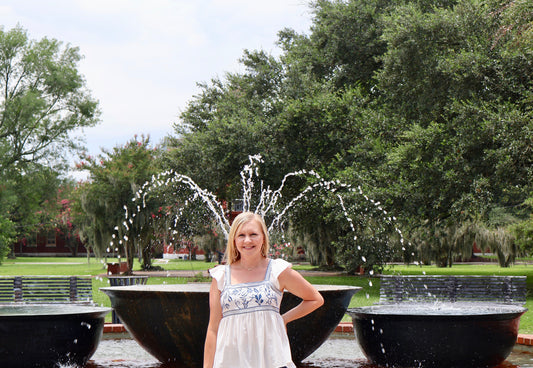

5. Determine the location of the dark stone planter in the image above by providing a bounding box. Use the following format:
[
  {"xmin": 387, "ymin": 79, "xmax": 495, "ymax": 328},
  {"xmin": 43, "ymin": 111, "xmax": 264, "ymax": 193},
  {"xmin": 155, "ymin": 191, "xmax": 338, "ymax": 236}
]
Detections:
[
  {"xmin": 0, "ymin": 304, "xmax": 111, "ymax": 368},
  {"xmin": 101, "ymin": 284, "xmax": 360, "ymax": 367},
  {"xmin": 348, "ymin": 303, "xmax": 527, "ymax": 368}
]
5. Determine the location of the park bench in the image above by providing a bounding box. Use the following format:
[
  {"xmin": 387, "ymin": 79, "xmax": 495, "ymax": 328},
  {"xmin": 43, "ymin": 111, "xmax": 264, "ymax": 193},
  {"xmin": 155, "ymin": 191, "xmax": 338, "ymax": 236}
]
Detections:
[
  {"xmin": 106, "ymin": 275, "xmax": 148, "ymax": 323},
  {"xmin": 378, "ymin": 275, "xmax": 527, "ymax": 305},
  {"xmin": 0, "ymin": 276, "xmax": 94, "ymax": 304}
]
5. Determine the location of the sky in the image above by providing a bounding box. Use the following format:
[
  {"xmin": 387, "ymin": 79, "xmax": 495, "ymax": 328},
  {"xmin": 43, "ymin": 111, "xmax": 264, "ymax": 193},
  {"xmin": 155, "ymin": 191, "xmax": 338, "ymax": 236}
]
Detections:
[{"xmin": 1, "ymin": 0, "xmax": 312, "ymax": 178}]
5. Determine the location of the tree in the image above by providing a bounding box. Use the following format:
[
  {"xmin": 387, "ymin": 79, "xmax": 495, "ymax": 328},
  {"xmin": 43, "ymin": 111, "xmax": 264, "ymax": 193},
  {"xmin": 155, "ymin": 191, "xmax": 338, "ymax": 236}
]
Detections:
[
  {"xmin": 0, "ymin": 214, "xmax": 15, "ymax": 263},
  {"xmin": 45, "ymin": 182, "xmax": 83, "ymax": 256},
  {"xmin": 374, "ymin": 0, "xmax": 532, "ymax": 263},
  {"xmin": 166, "ymin": 0, "xmax": 533, "ymax": 268},
  {"xmin": 76, "ymin": 136, "xmax": 159, "ymax": 272},
  {"xmin": 1, "ymin": 164, "xmax": 65, "ymax": 247},
  {"xmin": 0, "ymin": 25, "xmax": 99, "ymax": 174},
  {"xmin": 165, "ymin": 49, "xmax": 285, "ymax": 203},
  {"xmin": 509, "ymin": 197, "xmax": 533, "ymax": 256},
  {"xmin": 0, "ymin": 25, "xmax": 99, "ymax": 251},
  {"xmin": 293, "ymin": 0, "xmax": 390, "ymax": 90}
]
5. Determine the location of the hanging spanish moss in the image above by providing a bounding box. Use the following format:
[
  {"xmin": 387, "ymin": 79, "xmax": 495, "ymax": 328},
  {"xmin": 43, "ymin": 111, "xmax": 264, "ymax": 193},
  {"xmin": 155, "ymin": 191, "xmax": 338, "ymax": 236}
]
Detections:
[{"xmin": 476, "ymin": 227, "xmax": 517, "ymax": 267}]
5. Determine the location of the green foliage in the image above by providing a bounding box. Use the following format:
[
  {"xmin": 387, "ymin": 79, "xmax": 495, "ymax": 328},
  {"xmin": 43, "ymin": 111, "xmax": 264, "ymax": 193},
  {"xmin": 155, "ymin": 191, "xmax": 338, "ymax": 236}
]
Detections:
[
  {"xmin": 0, "ymin": 26, "xmax": 99, "ymax": 251},
  {"xmin": 303, "ymin": 0, "xmax": 390, "ymax": 89},
  {"xmin": 0, "ymin": 215, "xmax": 15, "ymax": 263},
  {"xmin": 476, "ymin": 226, "xmax": 517, "ymax": 267},
  {"xmin": 0, "ymin": 164, "xmax": 68, "ymax": 245},
  {"xmin": 511, "ymin": 219, "xmax": 533, "ymax": 254},
  {"xmin": 510, "ymin": 197, "xmax": 533, "ymax": 255},
  {"xmin": 489, "ymin": 0, "xmax": 533, "ymax": 52},
  {"xmin": 375, "ymin": 0, "xmax": 531, "ymax": 262},
  {"xmin": 75, "ymin": 136, "xmax": 159, "ymax": 271},
  {"xmin": 406, "ymin": 221, "xmax": 476, "ymax": 267},
  {"xmin": 0, "ymin": 25, "xmax": 99, "ymax": 174},
  {"xmin": 164, "ymin": 0, "xmax": 533, "ymax": 269},
  {"xmin": 1, "ymin": 0, "xmax": 530, "ymax": 272}
]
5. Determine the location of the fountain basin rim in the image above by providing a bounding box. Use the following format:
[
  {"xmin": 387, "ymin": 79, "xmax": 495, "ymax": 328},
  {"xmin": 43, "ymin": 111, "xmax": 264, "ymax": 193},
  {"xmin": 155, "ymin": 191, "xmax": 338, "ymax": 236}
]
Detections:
[
  {"xmin": 0, "ymin": 303, "xmax": 111, "ymax": 317},
  {"xmin": 100, "ymin": 284, "xmax": 361, "ymax": 293},
  {"xmin": 348, "ymin": 303, "xmax": 527, "ymax": 318}
]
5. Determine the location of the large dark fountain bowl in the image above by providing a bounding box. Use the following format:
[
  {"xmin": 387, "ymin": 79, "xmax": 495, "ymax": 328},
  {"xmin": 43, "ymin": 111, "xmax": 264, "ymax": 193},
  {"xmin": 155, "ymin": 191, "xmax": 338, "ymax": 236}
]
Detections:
[
  {"xmin": 348, "ymin": 303, "xmax": 527, "ymax": 368},
  {"xmin": 0, "ymin": 303, "xmax": 111, "ymax": 368},
  {"xmin": 101, "ymin": 283, "xmax": 360, "ymax": 367}
]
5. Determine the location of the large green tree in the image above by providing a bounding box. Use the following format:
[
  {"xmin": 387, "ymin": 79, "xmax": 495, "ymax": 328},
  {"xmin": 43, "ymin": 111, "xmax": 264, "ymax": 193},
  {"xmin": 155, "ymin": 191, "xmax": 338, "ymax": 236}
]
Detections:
[
  {"xmin": 0, "ymin": 26, "xmax": 99, "ymax": 253},
  {"xmin": 0, "ymin": 25, "xmax": 99, "ymax": 173},
  {"xmin": 76, "ymin": 136, "xmax": 159, "ymax": 272},
  {"xmin": 376, "ymin": 0, "xmax": 533, "ymax": 265}
]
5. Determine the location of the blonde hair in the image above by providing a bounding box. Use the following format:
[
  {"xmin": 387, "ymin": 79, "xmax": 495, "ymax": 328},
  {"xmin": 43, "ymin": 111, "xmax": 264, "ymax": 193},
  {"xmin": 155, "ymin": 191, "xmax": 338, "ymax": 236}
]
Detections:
[{"xmin": 225, "ymin": 212, "xmax": 269, "ymax": 264}]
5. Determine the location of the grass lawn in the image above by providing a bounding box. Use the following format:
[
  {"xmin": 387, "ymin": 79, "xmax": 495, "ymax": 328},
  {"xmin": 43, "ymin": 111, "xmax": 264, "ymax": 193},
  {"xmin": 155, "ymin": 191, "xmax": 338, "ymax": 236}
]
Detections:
[{"xmin": 1, "ymin": 257, "xmax": 531, "ymax": 332}]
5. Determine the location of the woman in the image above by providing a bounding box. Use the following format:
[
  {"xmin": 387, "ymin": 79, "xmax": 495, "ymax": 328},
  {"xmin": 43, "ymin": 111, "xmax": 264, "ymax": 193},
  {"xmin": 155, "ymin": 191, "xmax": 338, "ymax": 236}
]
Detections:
[{"xmin": 204, "ymin": 212, "xmax": 324, "ymax": 368}]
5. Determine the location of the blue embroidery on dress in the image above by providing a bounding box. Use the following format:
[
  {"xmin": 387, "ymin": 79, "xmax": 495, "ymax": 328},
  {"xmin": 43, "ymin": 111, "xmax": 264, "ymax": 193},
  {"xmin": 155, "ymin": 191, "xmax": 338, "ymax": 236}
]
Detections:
[{"xmin": 220, "ymin": 260, "xmax": 282, "ymax": 318}]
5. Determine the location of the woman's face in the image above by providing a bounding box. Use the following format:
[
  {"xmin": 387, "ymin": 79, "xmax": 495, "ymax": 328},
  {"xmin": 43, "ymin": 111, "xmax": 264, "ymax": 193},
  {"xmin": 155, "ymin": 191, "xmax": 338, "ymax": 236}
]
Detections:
[{"xmin": 234, "ymin": 219, "xmax": 264, "ymax": 259}]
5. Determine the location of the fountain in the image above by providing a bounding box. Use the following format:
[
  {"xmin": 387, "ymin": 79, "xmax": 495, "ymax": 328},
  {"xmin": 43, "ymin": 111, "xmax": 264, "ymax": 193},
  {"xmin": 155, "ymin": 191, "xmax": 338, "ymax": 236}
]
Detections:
[
  {"xmin": 99, "ymin": 155, "xmax": 385, "ymax": 366},
  {"xmin": 347, "ymin": 275, "xmax": 528, "ymax": 368},
  {"xmin": 0, "ymin": 304, "xmax": 110, "ymax": 368},
  {"xmin": 116, "ymin": 154, "xmax": 401, "ymax": 244},
  {"xmin": 101, "ymin": 284, "xmax": 360, "ymax": 366},
  {"xmin": 348, "ymin": 303, "xmax": 526, "ymax": 368},
  {"xmin": 100, "ymin": 155, "xmax": 531, "ymax": 368}
]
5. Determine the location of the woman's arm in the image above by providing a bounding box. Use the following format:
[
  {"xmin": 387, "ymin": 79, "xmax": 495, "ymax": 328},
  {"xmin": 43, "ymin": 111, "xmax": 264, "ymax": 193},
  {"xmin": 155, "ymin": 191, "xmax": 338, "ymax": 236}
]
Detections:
[
  {"xmin": 204, "ymin": 278, "xmax": 222, "ymax": 368},
  {"xmin": 278, "ymin": 268, "xmax": 324, "ymax": 325}
]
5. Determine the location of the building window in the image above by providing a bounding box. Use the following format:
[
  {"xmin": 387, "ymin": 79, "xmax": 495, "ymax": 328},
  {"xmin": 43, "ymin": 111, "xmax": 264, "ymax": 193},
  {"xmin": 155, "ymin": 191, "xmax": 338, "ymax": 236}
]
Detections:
[
  {"xmin": 26, "ymin": 233, "xmax": 38, "ymax": 248},
  {"xmin": 46, "ymin": 231, "xmax": 56, "ymax": 247}
]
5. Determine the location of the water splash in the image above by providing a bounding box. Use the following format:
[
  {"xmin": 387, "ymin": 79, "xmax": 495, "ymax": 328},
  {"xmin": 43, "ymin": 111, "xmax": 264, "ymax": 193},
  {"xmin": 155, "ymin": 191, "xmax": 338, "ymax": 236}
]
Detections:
[{"xmin": 109, "ymin": 155, "xmax": 404, "ymax": 263}]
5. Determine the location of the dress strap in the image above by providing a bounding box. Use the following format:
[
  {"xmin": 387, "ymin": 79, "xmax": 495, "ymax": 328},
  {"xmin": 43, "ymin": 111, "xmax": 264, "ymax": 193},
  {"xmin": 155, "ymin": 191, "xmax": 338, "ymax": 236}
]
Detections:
[
  {"xmin": 224, "ymin": 264, "xmax": 231, "ymax": 287},
  {"xmin": 264, "ymin": 259, "xmax": 272, "ymax": 281}
]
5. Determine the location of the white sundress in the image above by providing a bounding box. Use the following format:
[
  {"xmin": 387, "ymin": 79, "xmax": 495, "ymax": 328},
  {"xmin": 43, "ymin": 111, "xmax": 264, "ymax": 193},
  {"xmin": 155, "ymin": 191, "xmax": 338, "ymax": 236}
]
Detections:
[{"xmin": 209, "ymin": 258, "xmax": 296, "ymax": 368}]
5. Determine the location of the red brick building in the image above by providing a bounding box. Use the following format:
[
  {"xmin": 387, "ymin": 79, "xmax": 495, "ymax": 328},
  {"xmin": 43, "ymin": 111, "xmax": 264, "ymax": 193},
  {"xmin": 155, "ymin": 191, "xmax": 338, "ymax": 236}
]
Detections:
[{"xmin": 13, "ymin": 231, "xmax": 87, "ymax": 257}]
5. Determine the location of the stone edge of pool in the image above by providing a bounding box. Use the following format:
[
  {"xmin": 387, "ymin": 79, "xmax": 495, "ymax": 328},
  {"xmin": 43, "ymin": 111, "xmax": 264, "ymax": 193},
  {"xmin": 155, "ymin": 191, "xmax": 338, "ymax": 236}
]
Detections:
[{"xmin": 102, "ymin": 322, "xmax": 533, "ymax": 346}]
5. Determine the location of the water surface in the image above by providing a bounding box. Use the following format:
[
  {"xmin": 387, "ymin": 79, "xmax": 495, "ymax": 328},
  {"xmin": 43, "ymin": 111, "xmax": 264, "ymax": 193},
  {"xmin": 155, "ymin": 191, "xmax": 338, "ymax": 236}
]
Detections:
[
  {"xmin": 86, "ymin": 333, "xmax": 533, "ymax": 368},
  {"xmin": 0, "ymin": 304, "xmax": 110, "ymax": 316},
  {"xmin": 351, "ymin": 302, "xmax": 527, "ymax": 316}
]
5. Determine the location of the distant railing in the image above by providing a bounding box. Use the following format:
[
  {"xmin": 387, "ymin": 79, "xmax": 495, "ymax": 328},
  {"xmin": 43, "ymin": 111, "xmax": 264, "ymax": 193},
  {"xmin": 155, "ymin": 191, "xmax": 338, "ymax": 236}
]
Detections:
[{"xmin": 0, "ymin": 276, "xmax": 93, "ymax": 304}]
